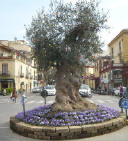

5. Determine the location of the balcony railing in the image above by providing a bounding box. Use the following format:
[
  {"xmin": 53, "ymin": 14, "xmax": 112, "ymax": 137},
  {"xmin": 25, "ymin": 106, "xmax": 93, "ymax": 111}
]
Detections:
[
  {"xmin": 20, "ymin": 73, "xmax": 24, "ymax": 78},
  {"xmin": 0, "ymin": 56, "xmax": 13, "ymax": 59},
  {"xmin": 0, "ymin": 71, "xmax": 10, "ymax": 77},
  {"xmin": 112, "ymin": 63, "xmax": 123, "ymax": 67}
]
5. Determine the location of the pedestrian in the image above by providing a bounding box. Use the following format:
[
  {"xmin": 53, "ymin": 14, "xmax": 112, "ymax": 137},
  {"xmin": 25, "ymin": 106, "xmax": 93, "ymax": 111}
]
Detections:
[
  {"xmin": 41, "ymin": 87, "xmax": 48, "ymax": 105},
  {"xmin": 119, "ymin": 95, "xmax": 125, "ymax": 113},
  {"xmin": 104, "ymin": 85, "xmax": 107, "ymax": 92},
  {"xmin": 120, "ymin": 85, "xmax": 124, "ymax": 97},
  {"xmin": 22, "ymin": 89, "xmax": 26, "ymax": 96},
  {"xmin": 11, "ymin": 88, "xmax": 18, "ymax": 102},
  {"xmin": 10, "ymin": 92, "xmax": 13, "ymax": 99}
]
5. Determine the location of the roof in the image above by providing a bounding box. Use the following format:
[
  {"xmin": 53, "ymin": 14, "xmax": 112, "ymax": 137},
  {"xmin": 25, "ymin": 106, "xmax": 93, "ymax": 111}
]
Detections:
[
  {"xmin": 0, "ymin": 42, "xmax": 31, "ymax": 58},
  {"xmin": 0, "ymin": 40, "xmax": 31, "ymax": 52},
  {"xmin": 0, "ymin": 43, "xmax": 12, "ymax": 51},
  {"xmin": 108, "ymin": 29, "xmax": 128, "ymax": 47}
]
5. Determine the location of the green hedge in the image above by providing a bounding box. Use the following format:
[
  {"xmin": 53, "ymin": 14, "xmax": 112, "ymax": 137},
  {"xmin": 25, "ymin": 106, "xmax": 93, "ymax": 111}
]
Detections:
[{"xmin": 1, "ymin": 88, "xmax": 14, "ymax": 95}]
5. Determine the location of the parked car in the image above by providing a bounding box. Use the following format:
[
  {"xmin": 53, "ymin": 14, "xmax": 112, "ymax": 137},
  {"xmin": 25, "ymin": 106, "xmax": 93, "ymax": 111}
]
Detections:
[
  {"xmin": 32, "ymin": 87, "xmax": 41, "ymax": 93},
  {"xmin": 0, "ymin": 90, "xmax": 6, "ymax": 96},
  {"xmin": 43, "ymin": 85, "xmax": 56, "ymax": 96},
  {"xmin": 108, "ymin": 88, "xmax": 116, "ymax": 95},
  {"xmin": 114, "ymin": 87, "xmax": 127, "ymax": 96},
  {"xmin": 113, "ymin": 87, "xmax": 120, "ymax": 96},
  {"xmin": 96, "ymin": 88, "xmax": 106, "ymax": 95},
  {"xmin": 79, "ymin": 84, "xmax": 92, "ymax": 97}
]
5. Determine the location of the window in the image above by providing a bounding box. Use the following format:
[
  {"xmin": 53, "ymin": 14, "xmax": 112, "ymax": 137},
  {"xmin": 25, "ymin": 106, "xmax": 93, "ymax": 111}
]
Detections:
[
  {"xmin": 34, "ymin": 71, "xmax": 35, "ymax": 80},
  {"xmin": 119, "ymin": 41, "xmax": 121, "ymax": 53},
  {"xmin": 104, "ymin": 73, "xmax": 106, "ymax": 78},
  {"xmin": 103, "ymin": 61, "xmax": 108, "ymax": 67},
  {"xmin": 21, "ymin": 65, "xmax": 22, "ymax": 74},
  {"xmin": 111, "ymin": 48, "xmax": 113, "ymax": 58},
  {"xmin": 2, "ymin": 63, "xmax": 8, "ymax": 74},
  {"xmin": 0, "ymin": 50, "xmax": 3, "ymax": 56},
  {"xmin": 96, "ymin": 62, "xmax": 98, "ymax": 70}
]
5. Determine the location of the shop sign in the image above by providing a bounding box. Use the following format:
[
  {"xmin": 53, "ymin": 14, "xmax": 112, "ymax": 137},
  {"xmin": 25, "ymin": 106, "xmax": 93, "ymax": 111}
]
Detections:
[{"xmin": 113, "ymin": 64, "xmax": 123, "ymax": 67}]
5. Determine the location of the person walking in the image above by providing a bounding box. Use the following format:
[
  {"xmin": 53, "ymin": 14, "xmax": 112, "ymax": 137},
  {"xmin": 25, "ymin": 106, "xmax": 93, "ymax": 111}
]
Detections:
[
  {"xmin": 120, "ymin": 85, "xmax": 124, "ymax": 97},
  {"xmin": 11, "ymin": 88, "xmax": 18, "ymax": 102},
  {"xmin": 104, "ymin": 85, "xmax": 107, "ymax": 92}
]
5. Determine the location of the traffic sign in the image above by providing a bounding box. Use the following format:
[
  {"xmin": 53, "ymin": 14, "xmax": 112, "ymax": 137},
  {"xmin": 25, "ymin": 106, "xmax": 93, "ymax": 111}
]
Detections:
[{"xmin": 121, "ymin": 98, "xmax": 128, "ymax": 109}]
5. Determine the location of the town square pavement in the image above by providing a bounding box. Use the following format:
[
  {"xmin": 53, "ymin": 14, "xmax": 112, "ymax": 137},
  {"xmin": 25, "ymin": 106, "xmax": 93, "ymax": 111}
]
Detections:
[{"xmin": 0, "ymin": 93, "xmax": 128, "ymax": 141}]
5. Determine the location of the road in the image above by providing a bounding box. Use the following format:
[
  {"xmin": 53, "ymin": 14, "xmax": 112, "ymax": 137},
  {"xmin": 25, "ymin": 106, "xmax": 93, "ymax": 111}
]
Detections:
[{"xmin": 0, "ymin": 93, "xmax": 128, "ymax": 141}]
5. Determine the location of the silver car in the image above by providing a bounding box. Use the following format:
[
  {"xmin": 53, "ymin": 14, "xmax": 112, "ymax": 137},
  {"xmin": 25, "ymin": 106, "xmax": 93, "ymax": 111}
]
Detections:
[
  {"xmin": 79, "ymin": 84, "xmax": 92, "ymax": 97},
  {"xmin": 32, "ymin": 87, "xmax": 41, "ymax": 93}
]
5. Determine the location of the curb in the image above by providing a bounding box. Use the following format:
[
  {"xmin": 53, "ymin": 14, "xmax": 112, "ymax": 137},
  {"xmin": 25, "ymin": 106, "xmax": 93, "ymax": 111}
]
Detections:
[{"xmin": 10, "ymin": 114, "xmax": 126, "ymax": 140}]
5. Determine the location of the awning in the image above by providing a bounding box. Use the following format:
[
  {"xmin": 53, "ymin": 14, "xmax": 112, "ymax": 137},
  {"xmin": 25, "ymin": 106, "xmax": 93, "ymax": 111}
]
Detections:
[
  {"xmin": 0, "ymin": 79, "xmax": 14, "ymax": 82},
  {"xmin": 33, "ymin": 81, "xmax": 39, "ymax": 84}
]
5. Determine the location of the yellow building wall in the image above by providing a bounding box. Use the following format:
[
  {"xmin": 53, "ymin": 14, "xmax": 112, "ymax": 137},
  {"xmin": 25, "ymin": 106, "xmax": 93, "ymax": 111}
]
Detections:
[
  {"xmin": 109, "ymin": 37, "xmax": 122, "ymax": 63},
  {"xmin": 0, "ymin": 42, "xmax": 38, "ymax": 92},
  {"xmin": 0, "ymin": 55, "xmax": 38, "ymax": 91},
  {"xmin": 109, "ymin": 32, "xmax": 128, "ymax": 64},
  {"xmin": 123, "ymin": 34, "xmax": 128, "ymax": 62},
  {"xmin": 14, "ymin": 59, "xmax": 37, "ymax": 91},
  {"xmin": 0, "ymin": 59, "xmax": 15, "ymax": 89},
  {"xmin": 0, "ymin": 60, "xmax": 15, "ymax": 75},
  {"xmin": 84, "ymin": 67, "xmax": 95, "ymax": 89},
  {"xmin": 85, "ymin": 79, "xmax": 95, "ymax": 89},
  {"xmin": 94, "ymin": 61, "xmax": 100, "ymax": 77}
]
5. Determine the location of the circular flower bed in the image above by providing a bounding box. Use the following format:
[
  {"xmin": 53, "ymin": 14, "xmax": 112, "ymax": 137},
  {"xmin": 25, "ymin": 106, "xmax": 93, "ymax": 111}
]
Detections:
[{"xmin": 16, "ymin": 105, "xmax": 120, "ymax": 127}]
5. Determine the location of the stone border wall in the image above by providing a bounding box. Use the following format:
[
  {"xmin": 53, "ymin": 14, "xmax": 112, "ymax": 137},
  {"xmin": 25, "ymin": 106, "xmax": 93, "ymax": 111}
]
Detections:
[{"xmin": 10, "ymin": 114, "xmax": 126, "ymax": 140}]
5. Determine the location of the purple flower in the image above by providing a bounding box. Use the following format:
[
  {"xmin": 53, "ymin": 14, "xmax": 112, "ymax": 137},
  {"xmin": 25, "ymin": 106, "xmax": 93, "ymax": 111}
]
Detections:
[{"xmin": 15, "ymin": 104, "xmax": 120, "ymax": 127}]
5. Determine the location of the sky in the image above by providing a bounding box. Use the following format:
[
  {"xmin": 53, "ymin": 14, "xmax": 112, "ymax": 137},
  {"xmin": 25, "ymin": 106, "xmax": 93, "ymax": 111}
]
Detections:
[{"xmin": 0, "ymin": 0, "xmax": 128, "ymax": 52}]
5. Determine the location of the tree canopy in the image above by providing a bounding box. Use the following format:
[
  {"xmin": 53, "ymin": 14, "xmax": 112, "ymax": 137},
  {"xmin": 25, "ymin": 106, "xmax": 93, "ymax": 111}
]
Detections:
[{"xmin": 26, "ymin": 0, "xmax": 107, "ymax": 71}]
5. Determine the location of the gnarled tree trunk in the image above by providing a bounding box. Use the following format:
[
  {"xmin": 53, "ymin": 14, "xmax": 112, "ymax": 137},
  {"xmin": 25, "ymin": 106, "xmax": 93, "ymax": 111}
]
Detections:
[{"xmin": 51, "ymin": 61, "xmax": 97, "ymax": 112}]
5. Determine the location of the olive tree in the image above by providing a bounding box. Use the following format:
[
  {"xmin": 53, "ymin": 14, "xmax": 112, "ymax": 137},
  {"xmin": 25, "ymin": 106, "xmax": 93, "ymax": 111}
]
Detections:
[{"xmin": 26, "ymin": 0, "xmax": 107, "ymax": 112}]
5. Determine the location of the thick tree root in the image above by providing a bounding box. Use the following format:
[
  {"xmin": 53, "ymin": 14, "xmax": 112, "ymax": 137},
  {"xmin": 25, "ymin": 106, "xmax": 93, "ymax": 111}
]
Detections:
[{"xmin": 51, "ymin": 98, "xmax": 97, "ymax": 112}]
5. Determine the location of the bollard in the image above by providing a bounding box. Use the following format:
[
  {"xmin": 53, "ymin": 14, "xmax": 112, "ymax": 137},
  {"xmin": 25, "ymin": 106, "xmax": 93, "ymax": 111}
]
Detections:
[{"xmin": 21, "ymin": 94, "xmax": 27, "ymax": 117}]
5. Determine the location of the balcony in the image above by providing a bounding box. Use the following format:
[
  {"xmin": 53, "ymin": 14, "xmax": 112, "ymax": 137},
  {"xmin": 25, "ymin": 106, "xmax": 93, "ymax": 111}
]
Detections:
[
  {"xmin": 20, "ymin": 73, "xmax": 24, "ymax": 78},
  {"xmin": 0, "ymin": 56, "xmax": 13, "ymax": 59},
  {"xmin": 0, "ymin": 71, "xmax": 10, "ymax": 77}
]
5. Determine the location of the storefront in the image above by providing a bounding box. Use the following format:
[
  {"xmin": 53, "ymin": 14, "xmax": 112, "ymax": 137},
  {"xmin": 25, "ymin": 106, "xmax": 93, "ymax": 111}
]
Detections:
[{"xmin": 0, "ymin": 79, "xmax": 15, "ymax": 89}]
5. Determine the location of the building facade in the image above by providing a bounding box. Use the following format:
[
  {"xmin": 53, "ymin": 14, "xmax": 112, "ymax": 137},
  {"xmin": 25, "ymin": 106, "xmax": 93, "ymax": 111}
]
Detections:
[
  {"xmin": 0, "ymin": 40, "xmax": 38, "ymax": 92},
  {"xmin": 84, "ymin": 65, "xmax": 95, "ymax": 89},
  {"xmin": 93, "ymin": 56, "xmax": 111, "ymax": 90},
  {"xmin": 108, "ymin": 29, "xmax": 128, "ymax": 87}
]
